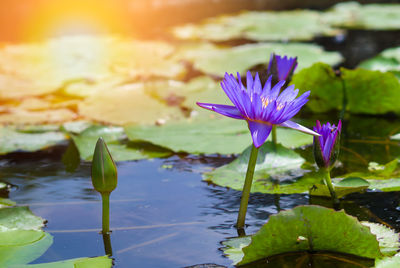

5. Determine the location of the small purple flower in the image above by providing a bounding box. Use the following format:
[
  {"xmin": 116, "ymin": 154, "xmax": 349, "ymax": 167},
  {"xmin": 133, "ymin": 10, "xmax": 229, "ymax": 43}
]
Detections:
[
  {"xmin": 313, "ymin": 120, "xmax": 342, "ymax": 169},
  {"xmin": 267, "ymin": 53, "xmax": 298, "ymax": 87},
  {"xmin": 197, "ymin": 71, "xmax": 319, "ymax": 148}
]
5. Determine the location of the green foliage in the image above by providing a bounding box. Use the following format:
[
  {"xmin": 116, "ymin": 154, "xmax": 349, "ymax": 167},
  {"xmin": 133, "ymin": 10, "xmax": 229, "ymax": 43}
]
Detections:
[
  {"xmin": 0, "ymin": 126, "xmax": 66, "ymax": 155},
  {"xmin": 172, "ymin": 10, "xmax": 340, "ymax": 42},
  {"xmin": 10, "ymin": 256, "xmax": 112, "ymax": 268},
  {"xmin": 309, "ymin": 176, "xmax": 370, "ymax": 198},
  {"xmin": 234, "ymin": 206, "xmax": 382, "ymax": 265},
  {"xmin": 174, "ymin": 42, "xmax": 342, "ymax": 77},
  {"xmin": 204, "ymin": 142, "xmax": 311, "ymax": 193}
]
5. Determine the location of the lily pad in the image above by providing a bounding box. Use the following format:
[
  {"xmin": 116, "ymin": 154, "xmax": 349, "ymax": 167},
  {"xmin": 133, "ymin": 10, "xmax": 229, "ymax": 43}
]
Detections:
[
  {"xmin": 291, "ymin": 63, "xmax": 400, "ymax": 115},
  {"xmin": 11, "ymin": 256, "xmax": 113, "ymax": 268},
  {"xmin": 126, "ymin": 118, "xmax": 313, "ymax": 155},
  {"xmin": 290, "ymin": 62, "xmax": 343, "ymax": 113},
  {"xmin": 69, "ymin": 125, "xmax": 171, "ymax": 161},
  {"xmin": 172, "ymin": 10, "xmax": 340, "ymax": 42},
  {"xmin": 309, "ymin": 176, "xmax": 370, "ymax": 198},
  {"xmin": 236, "ymin": 206, "xmax": 381, "ymax": 265},
  {"xmin": 0, "ymin": 206, "xmax": 53, "ymax": 267},
  {"xmin": 203, "ymin": 142, "xmax": 310, "ymax": 193},
  {"xmin": 174, "ymin": 42, "xmax": 342, "ymax": 77},
  {"xmin": 376, "ymin": 256, "xmax": 400, "ymax": 268},
  {"xmin": 0, "ymin": 127, "xmax": 67, "ymax": 155},
  {"xmin": 223, "ymin": 217, "xmax": 397, "ymax": 265},
  {"xmin": 78, "ymin": 82, "xmax": 185, "ymax": 126},
  {"xmin": 326, "ymin": 2, "xmax": 400, "ymax": 30}
]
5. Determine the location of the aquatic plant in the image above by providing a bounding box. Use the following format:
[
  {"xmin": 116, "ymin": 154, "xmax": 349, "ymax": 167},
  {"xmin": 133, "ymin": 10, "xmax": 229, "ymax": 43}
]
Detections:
[
  {"xmin": 197, "ymin": 71, "xmax": 318, "ymax": 229},
  {"xmin": 313, "ymin": 120, "xmax": 342, "ymax": 202}
]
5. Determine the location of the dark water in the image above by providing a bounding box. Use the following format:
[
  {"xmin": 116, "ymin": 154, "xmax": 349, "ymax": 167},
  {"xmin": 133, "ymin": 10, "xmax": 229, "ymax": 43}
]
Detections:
[{"xmin": 1, "ymin": 114, "xmax": 400, "ymax": 267}]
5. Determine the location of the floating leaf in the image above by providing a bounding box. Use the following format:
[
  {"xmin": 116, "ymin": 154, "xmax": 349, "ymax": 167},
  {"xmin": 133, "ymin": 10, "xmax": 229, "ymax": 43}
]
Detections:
[
  {"xmin": 0, "ymin": 198, "xmax": 16, "ymax": 208},
  {"xmin": 309, "ymin": 176, "xmax": 370, "ymax": 198},
  {"xmin": 223, "ymin": 220, "xmax": 397, "ymax": 265},
  {"xmin": 126, "ymin": 117, "xmax": 312, "ymax": 155},
  {"xmin": 361, "ymin": 222, "xmax": 400, "ymax": 256},
  {"xmin": 0, "ymin": 206, "xmax": 53, "ymax": 267},
  {"xmin": 70, "ymin": 125, "xmax": 170, "ymax": 161},
  {"xmin": 10, "ymin": 256, "xmax": 112, "ymax": 268},
  {"xmin": 0, "ymin": 109, "xmax": 77, "ymax": 125},
  {"xmin": 326, "ymin": 2, "xmax": 400, "ymax": 30},
  {"xmin": 375, "ymin": 256, "xmax": 400, "ymax": 268},
  {"xmin": 172, "ymin": 10, "xmax": 340, "ymax": 42},
  {"xmin": 203, "ymin": 142, "xmax": 311, "ymax": 193},
  {"xmin": 78, "ymin": 82, "xmax": 184, "ymax": 126},
  {"xmin": 0, "ymin": 127, "xmax": 66, "ymax": 155},
  {"xmin": 174, "ymin": 42, "xmax": 342, "ymax": 77},
  {"xmin": 238, "ymin": 206, "xmax": 381, "ymax": 265},
  {"xmin": 290, "ymin": 62, "xmax": 343, "ymax": 113}
]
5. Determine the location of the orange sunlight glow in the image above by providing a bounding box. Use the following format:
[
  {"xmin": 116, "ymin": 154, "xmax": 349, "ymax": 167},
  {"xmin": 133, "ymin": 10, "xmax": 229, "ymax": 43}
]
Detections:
[{"xmin": 21, "ymin": 0, "xmax": 131, "ymax": 42}]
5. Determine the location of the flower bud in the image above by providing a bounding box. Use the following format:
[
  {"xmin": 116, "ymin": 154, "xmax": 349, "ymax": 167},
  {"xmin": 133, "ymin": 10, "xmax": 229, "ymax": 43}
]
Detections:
[
  {"xmin": 91, "ymin": 137, "xmax": 117, "ymax": 194},
  {"xmin": 267, "ymin": 53, "xmax": 298, "ymax": 87},
  {"xmin": 313, "ymin": 120, "xmax": 342, "ymax": 170}
]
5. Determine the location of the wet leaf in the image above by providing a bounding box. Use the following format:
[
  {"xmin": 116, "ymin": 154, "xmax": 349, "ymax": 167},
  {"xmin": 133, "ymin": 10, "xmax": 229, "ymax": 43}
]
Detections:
[
  {"xmin": 309, "ymin": 176, "xmax": 370, "ymax": 198},
  {"xmin": 173, "ymin": 10, "xmax": 340, "ymax": 42},
  {"xmin": 326, "ymin": 2, "xmax": 400, "ymax": 30},
  {"xmin": 290, "ymin": 63, "xmax": 343, "ymax": 113},
  {"xmin": 203, "ymin": 142, "xmax": 311, "ymax": 193},
  {"xmin": 0, "ymin": 206, "xmax": 53, "ymax": 267},
  {"xmin": 238, "ymin": 206, "xmax": 381, "ymax": 265},
  {"xmin": 126, "ymin": 118, "xmax": 312, "ymax": 155},
  {"xmin": 375, "ymin": 256, "xmax": 400, "ymax": 268},
  {"xmin": 10, "ymin": 256, "xmax": 112, "ymax": 268},
  {"xmin": 174, "ymin": 42, "xmax": 342, "ymax": 77},
  {"xmin": 223, "ymin": 219, "xmax": 397, "ymax": 265},
  {"xmin": 78, "ymin": 82, "xmax": 184, "ymax": 126},
  {"xmin": 70, "ymin": 125, "xmax": 170, "ymax": 161},
  {"xmin": 0, "ymin": 127, "xmax": 67, "ymax": 155}
]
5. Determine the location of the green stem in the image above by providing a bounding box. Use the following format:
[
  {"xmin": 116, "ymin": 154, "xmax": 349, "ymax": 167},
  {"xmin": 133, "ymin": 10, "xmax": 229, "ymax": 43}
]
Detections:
[
  {"xmin": 102, "ymin": 233, "xmax": 113, "ymax": 256},
  {"xmin": 271, "ymin": 126, "xmax": 277, "ymax": 149},
  {"xmin": 102, "ymin": 193, "xmax": 110, "ymax": 234},
  {"xmin": 237, "ymin": 145, "xmax": 259, "ymax": 229},
  {"xmin": 323, "ymin": 169, "xmax": 339, "ymax": 204}
]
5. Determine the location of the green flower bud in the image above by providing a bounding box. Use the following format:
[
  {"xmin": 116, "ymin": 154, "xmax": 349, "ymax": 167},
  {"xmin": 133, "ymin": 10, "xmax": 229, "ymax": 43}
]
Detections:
[{"xmin": 91, "ymin": 138, "xmax": 117, "ymax": 194}]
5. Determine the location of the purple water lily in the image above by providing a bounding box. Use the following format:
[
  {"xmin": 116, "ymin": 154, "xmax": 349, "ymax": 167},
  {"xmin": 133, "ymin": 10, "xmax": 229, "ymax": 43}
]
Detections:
[
  {"xmin": 267, "ymin": 53, "xmax": 298, "ymax": 86},
  {"xmin": 197, "ymin": 71, "xmax": 319, "ymax": 148},
  {"xmin": 313, "ymin": 120, "xmax": 342, "ymax": 169}
]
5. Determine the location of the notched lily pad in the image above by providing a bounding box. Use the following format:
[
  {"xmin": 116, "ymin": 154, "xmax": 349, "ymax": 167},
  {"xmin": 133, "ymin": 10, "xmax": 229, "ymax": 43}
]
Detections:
[
  {"xmin": 309, "ymin": 176, "xmax": 370, "ymax": 198},
  {"xmin": 10, "ymin": 255, "xmax": 112, "ymax": 268},
  {"xmin": 224, "ymin": 206, "xmax": 382, "ymax": 265}
]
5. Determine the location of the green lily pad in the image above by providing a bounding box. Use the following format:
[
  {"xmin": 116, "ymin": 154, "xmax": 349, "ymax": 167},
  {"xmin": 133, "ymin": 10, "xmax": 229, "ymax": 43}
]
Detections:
[
  {"xmin": 174, "ymin": 42, "xmax": 342, "ymax": 77},
  {"xmin": 203, "ymin": 142, "xmax": 311, "ymax": 193},
  {"xmin": 345, "ymin": 160, "xmax": 399, "ymax": 181},
  {"xmin": 223, "ymin": 218, "xmax": 397, "ymax": 265},
  {"xmin": 172, "ymin": 10, "xmax": 340, "ymax": 42},
  {"xmin": 235, "ymin": 206, "xmax": 381, "ymax": 265},
  {"xmin": 361, "ymin": 222, "xmax": 400, "ymax": 256},
  {"xmin": 326, "ymin": 2, "xmax": 400, "ymax": 30},
  {"xmin": 291, "ymin": 63, "xmax": 400, "ymax": 115},
  {"xmin": 376, "ymin": 256, "xmax": 400, "ymax": 268},
  {"xmin": 359, "ymin": 56, "xmax": 400, "ymax": 73},
  {"xmin": 0, "ymin": 198, "xmax": 16, "ymax": 208},
  {"xmin": 290, "ymin": 62, "xmax": 343, "ymax": 113},
  {"xmin": 69, "ymin": 125, "xmax": 171, "ymax": 161},
  {"xmin": 309, "ymin": 176, "xmax": 370, "ymax": 198},
  {"xmin": 10, "ymin": 256, "xmax": 112, "ymax": 268},
  {"xmin": 126, "ymin": 118, "xmax": 313, "ymax": 155},
  {"xmin": 342, "ymin": 68, "xmax": 400, "ymax": 115},
  {"xmin": 0, "ymin": 127, "xmax": 67, "ymax": 155},
  {"xmin": 0, "ymin": 206, "xmax": 53, "ymax": 267}
]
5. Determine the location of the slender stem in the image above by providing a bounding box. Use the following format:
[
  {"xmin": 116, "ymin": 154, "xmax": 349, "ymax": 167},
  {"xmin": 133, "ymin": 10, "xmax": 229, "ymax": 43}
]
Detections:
[
  {"xmin": 102, "ymin": 233, "xmax": 113, "ymax": 256},
  {"xmin": 102, "ymin": 193, "xmax": 110, "ymax": 234},
  {"xmin": 237, "ymin": 145, "xmax": 259, "ymax": 229},
  {"xmin": 271, "ymin": 126, "xmax": 277, "ymax": 149},
  {"xmin": 323, "ymin": 169, "xmax": 339, "ymax": 204}
]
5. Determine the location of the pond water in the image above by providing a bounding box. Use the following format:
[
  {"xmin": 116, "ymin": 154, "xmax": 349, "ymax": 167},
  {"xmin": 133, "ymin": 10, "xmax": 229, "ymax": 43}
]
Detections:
[{"xmin": 1, "ymin": 113, "xmax": 400, "ymax": 267}]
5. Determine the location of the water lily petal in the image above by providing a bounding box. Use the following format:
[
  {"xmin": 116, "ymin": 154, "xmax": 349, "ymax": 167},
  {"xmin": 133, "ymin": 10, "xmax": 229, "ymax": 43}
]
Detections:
[
  {"xmin": 280, "ymin": 120, "xmax": 320, "ymax": 136},
  {"xmin": 196, "ymin": 102, "xmax": 244, "ymax": 119},
  {"xmin": 247, "ymin": 121, "xmax": 273, "ymax": 148}
]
